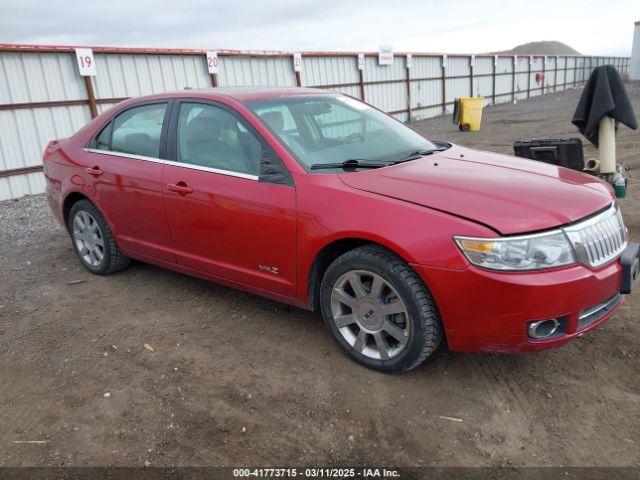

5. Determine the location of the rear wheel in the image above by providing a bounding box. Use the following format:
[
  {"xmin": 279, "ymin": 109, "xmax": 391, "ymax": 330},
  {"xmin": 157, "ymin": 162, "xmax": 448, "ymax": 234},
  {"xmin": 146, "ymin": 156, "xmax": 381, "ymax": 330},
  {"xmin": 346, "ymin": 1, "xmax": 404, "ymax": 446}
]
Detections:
[
  {"xmin": 320, "ymin": 245, "xmax": 442, "ymax": 373},
  {"xmin": 68, "ymin": 200, "xmax": 130, "ymax": 275}
]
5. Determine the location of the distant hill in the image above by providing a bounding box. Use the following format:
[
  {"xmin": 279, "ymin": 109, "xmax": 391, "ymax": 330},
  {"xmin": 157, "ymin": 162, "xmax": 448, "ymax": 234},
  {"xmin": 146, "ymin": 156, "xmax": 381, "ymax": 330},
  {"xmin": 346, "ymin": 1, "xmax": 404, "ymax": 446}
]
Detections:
[{"xmin": 495, "ymin": 41, "xmax": 582, "ymax": 56}]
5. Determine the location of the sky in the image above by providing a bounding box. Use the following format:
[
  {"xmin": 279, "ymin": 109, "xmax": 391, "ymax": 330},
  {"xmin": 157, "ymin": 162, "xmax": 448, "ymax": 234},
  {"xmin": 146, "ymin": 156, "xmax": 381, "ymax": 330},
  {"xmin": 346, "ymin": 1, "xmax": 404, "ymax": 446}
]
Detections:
[{"xmin": 0, "ymin": 0, "xmax": 637, "ymax": 56}]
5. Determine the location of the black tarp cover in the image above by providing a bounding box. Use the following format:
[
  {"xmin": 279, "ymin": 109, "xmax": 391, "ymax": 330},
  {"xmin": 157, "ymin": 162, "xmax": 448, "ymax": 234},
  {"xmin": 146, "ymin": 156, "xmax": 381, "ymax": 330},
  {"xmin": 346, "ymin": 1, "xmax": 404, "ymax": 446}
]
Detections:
[{"xmin": 571, "ymin": 65, "xmax": 638, "ymax": 147}]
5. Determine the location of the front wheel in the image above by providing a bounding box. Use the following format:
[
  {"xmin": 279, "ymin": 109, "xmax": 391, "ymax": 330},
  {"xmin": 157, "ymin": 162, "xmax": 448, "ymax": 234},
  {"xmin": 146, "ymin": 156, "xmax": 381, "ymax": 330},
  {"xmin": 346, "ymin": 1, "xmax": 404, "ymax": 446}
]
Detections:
[{"xmin": 320, "ymin": 245, "xmax": 442, "ymax": 373}]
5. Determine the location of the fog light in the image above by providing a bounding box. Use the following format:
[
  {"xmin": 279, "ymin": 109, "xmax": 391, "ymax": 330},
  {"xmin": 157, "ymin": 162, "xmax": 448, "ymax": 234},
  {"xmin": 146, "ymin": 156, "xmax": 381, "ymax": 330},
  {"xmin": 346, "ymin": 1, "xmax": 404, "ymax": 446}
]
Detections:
[{"xmin": 527, "ymin": 319, "xmax": 560, "ymax": 339}]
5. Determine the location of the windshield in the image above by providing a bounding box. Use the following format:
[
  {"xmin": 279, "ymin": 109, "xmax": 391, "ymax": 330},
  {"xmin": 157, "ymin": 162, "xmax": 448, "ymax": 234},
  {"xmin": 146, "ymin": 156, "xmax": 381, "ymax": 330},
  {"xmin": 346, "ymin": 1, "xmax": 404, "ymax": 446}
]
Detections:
[{"xmin": 244, "ymin": 95, "xmax": 438, "ymax": 170}]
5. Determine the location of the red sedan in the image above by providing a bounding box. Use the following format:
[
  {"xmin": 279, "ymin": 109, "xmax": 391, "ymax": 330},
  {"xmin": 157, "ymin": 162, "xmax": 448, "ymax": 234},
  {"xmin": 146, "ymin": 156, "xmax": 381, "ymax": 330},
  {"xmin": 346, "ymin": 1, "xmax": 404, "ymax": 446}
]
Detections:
[{"xmin": 43, "ymin": 87, "xmax": 639, "ymax": 372}]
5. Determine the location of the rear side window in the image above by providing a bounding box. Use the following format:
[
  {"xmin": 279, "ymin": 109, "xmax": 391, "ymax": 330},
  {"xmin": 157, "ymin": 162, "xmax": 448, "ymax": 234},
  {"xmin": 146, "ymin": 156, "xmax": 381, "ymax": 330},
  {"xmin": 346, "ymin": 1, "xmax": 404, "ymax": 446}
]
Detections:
[
  {"xmin": 96, "ymin": 103, "xmax": 168, "ymax": 158},
  {"xmin": 95, "ymin": 123, "xmax": 112, "ymax": 151}
]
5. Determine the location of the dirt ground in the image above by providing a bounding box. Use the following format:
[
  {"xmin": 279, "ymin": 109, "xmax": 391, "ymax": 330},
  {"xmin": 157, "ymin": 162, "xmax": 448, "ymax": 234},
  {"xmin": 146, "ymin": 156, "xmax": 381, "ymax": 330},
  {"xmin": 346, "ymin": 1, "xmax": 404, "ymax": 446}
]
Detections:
[{"xmin": 1, "ymin": 84, "xmax": 639, "ymax": 469}]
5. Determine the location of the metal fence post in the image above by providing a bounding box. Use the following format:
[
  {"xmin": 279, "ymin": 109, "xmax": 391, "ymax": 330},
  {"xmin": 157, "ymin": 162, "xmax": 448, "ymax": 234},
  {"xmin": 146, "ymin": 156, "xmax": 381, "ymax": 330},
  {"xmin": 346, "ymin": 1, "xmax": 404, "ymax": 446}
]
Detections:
[
  {"xmin": 492, "ymin": 57, "xmax": 497, "ymax": 105},
  {"xmin": 83, "ymin": 76, "xmax": 98, "ymax": 118},
  {"xmin": 357, "ymin": 56, "xmax": 366, "ymax": 101},
  {"xmin": 527, "ymin": 56, "xmax": 531, "ymax": 98},
  {"xmin": 469, "ymin": 56, "xmax": 474, "ymax": 97},
  {"xmin": 511, "ymin": 56, "xmax": 516, "ymax": 103},
  {"xmin": 405, "ymin": 55, "xmax": 412, "ymax": 122},
  {"xmin": 441, "ymin": 56, "xmax": 447, "ymax": 115}
]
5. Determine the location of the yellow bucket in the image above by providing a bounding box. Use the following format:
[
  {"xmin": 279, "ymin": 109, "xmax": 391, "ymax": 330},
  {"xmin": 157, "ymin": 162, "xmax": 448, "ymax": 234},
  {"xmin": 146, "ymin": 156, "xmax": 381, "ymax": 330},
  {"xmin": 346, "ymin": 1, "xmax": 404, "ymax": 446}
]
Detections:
[{"xmin": 454, "ymin": 97, "xmax": 484, "ymax": 131}]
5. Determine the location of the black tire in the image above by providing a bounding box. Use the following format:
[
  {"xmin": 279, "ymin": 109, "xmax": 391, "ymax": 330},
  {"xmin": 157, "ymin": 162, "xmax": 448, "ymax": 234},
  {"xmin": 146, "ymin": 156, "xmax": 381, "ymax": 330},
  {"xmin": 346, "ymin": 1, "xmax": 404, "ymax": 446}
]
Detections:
[
  {"xmin": 67, "ymin": 200, "xmax": 130, "ymax": 275},
  {"xmin": 319, "ymin": 245, "xmax": 442, "ymax": 373}
]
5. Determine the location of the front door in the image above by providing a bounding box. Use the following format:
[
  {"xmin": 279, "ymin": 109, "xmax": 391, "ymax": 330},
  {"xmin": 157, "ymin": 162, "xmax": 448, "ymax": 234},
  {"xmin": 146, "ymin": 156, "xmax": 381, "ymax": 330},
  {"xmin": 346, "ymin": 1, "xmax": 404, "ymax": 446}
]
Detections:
[
  {"xmin": 162, "ymin": 101, "xmax": 296, "ymax": 298},
  {"xmin": 84, "ymin": 102, "xmax": 175, "ymax": 262}
]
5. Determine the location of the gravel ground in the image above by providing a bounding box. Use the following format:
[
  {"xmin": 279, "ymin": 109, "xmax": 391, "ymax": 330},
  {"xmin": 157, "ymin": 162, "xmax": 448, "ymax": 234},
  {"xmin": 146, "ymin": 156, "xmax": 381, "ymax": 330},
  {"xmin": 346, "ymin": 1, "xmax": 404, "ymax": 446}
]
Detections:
[{"xmin": 0, "ymin": 84, "xmax": 639, "ymax": 469}]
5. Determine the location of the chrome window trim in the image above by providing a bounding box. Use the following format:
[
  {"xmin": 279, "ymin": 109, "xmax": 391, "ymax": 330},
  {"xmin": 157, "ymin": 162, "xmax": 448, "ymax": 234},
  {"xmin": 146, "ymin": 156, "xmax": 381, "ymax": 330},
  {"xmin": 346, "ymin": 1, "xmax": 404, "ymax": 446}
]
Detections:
[
  {"xmin": 83, "ymin": 148, "xmax": 259, "ymax": 181},
  {"xmin": 162, "ymin": 159, "xmax": 258, "ymax": 181},
  {"xmin": 84, "ymin": 148, "xmax": 164, "ymax": 164}
]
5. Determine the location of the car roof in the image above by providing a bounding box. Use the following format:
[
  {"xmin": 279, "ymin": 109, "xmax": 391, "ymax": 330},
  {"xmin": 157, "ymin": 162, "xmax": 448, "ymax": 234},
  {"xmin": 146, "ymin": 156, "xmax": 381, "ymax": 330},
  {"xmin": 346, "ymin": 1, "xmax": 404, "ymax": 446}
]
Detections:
[{"xmin": 127, "ymin": 86, "xmax": 335, "ymax": 103}]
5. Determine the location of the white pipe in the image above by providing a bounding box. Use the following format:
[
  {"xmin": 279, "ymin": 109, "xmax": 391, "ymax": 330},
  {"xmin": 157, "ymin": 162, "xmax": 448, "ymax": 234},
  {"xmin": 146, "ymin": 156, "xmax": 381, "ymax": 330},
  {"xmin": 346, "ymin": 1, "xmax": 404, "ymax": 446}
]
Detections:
[
  {"xmin": 584, "ymin": 158, "xmax": 600, "ymax": 172},
  {"xmin": 631, "ymin": 21, "xmax": 640, "ymax": 81},
  {"xmin": 598, "ymin": 116, "xmax": 616, "ymax": 174}
]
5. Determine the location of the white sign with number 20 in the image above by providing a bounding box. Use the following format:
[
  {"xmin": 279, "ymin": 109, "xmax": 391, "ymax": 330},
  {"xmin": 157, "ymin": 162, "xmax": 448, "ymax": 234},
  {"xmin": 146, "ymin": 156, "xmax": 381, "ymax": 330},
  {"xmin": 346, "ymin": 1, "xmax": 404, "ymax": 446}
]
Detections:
[{"xmin": 206, "ymin": 51, "xmax": 219, "ymax": 74}]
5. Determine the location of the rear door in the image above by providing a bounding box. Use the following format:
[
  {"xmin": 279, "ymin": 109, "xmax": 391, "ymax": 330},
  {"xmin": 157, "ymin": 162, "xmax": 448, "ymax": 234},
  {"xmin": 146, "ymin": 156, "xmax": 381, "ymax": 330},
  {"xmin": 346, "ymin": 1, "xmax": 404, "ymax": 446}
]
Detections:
[
  {"xmin": 84, "ymin": 102, "xmax": 175, "ymax": 262},
  {"xmin": 161, "ymin": 100, "xmax": 297, "ymax": 298}
]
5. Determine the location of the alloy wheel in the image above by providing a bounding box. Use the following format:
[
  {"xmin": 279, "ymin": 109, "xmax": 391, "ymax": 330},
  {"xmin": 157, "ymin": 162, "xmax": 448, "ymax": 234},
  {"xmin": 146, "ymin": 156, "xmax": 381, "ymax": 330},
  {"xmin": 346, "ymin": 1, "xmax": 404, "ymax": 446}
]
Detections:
[
  {"xmin": 330, "ymin": 270, "xmax": 410, "ymax": 360},
  {"xmin": 72, "ymin": 211, "xmax": 105, "ymax": 268}
]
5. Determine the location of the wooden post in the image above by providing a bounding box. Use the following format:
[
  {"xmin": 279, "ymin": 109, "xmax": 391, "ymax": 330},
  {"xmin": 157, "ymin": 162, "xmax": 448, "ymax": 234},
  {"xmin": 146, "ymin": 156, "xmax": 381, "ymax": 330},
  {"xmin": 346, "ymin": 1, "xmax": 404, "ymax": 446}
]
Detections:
[
  {"xmin": 554, "ymin": 57, "xmax": 558, "ymax": 92},
  {"xmin": 210, "ymin": 73, "xmax": 218, "ymax": 87},
  {"xmin": 295, "ymin": 71, "xmax": 302, "ymax": 87},
  {"xmin": 563, "ymin": 57, "xmax": 567, "ymax": 91},
  {"xmin": 541, "ymin": 56, "xmax": 546, "ymax": 95},
  {"xmin": 405, "ymin": 56, "xmax": 412, "ymax": 123},
  {"xmin": 84, "ymin": 76, "xmax": 98, "ymax": 118}
]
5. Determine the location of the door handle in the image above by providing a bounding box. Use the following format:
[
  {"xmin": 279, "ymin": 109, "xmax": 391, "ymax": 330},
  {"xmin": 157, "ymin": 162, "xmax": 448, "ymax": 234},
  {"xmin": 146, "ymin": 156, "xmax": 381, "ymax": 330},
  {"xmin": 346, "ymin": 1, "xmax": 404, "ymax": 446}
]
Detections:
[
  {"xmin": 85, "ymin": 166, "xmax": 104, "ymax": 176},
  {"xmin": 167, "ymin": 182, "xmax": 194, "ymax": 195}
]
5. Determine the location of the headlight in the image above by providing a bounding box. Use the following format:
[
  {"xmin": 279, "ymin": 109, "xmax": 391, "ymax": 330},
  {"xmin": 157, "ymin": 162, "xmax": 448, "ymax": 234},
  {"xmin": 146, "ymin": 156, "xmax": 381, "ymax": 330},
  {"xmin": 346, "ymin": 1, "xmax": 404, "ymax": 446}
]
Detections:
[{"xmin": 454, "ymin": 231, "xmax": 576, "ymax": 271}]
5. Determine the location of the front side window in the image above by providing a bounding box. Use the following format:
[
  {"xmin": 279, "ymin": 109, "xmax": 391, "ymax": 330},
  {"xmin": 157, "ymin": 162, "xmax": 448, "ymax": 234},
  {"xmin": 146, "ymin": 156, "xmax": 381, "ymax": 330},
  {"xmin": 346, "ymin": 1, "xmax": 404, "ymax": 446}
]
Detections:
[
  {"xmin": 245, "ymin": 95, "xmax": 439, "ymax": 170},
  {"xmin": 103, "ymin": 103, "xmax": 168, "ymax": 158},
  {"xmin": 176, "ymin": 103, "xmax": 260, "ymax": 175}
]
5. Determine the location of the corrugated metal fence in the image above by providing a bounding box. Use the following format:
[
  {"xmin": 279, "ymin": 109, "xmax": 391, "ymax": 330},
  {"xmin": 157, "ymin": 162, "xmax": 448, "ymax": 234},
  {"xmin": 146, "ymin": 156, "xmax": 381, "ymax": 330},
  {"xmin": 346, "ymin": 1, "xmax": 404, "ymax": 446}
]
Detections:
[{"xmin": 0, "ymin": 43, "xmax": 630, "ymax": 200}]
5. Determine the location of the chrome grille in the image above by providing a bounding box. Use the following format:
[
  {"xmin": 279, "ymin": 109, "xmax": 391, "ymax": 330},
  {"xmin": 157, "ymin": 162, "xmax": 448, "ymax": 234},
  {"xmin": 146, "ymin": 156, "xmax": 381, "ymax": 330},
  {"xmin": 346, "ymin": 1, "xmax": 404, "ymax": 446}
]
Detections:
[{"xmin": 563, "ymin": 206, "xmax": 627, "ymax": 268}]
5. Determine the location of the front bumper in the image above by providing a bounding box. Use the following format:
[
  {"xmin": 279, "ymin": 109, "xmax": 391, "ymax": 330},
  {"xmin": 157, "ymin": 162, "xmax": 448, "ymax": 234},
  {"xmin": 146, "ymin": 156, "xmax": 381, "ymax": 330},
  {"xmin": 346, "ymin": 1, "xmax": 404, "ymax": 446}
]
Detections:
[{"xmin": 414, "ymin": 245, "xmax": 637, "ymax": 353}]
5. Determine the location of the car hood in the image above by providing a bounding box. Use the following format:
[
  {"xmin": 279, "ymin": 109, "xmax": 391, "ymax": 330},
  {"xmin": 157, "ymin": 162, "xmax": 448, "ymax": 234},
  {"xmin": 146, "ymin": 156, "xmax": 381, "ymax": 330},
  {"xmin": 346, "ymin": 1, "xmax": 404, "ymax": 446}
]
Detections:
[{"xmin": 338, "ymin": 145, "xmax": 614, "ymax": 235}]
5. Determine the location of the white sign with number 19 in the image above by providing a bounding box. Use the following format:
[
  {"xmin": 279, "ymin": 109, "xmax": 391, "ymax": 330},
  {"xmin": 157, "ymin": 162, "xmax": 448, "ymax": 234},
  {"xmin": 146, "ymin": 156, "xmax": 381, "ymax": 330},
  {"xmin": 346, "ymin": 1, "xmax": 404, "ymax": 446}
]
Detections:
[{"xmin": 75, "ymin": 48, "xmax": 96, "ymax": 76}]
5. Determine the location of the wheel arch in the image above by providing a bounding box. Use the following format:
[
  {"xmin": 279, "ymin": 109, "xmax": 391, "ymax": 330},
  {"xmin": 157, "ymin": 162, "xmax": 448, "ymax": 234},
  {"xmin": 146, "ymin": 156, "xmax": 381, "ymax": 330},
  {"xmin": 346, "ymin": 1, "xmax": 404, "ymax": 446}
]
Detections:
[
  {"xmin": 62, "ymin": 191, "xmax": 113, "ymax": 234},
  {"xmin": 306, "ymin": 235, "xmax": 422, "ymax": 312},
  {"xmin": 62, "ymin": 191, "xmax": 91, "ymax": 230}
]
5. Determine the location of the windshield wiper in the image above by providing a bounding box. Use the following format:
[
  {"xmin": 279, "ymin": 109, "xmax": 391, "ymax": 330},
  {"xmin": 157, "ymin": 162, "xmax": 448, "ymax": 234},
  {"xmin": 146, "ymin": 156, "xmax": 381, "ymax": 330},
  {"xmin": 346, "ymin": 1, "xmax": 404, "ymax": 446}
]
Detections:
[
  {"xmin": 310, "ymin": 159, "xmax": 390, "ymax": 170},
  {"xmin": 394, "ymin": 148, "xmax": 449, "ymax": 163}
]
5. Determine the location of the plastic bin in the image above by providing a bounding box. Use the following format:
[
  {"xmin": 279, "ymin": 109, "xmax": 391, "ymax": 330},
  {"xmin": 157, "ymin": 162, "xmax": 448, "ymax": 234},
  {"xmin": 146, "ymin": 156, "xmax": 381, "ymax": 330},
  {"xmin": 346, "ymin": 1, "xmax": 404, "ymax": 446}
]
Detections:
[{"xmin": 453, "ymin": 97, "xmax": 484, "ymax": 131}]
